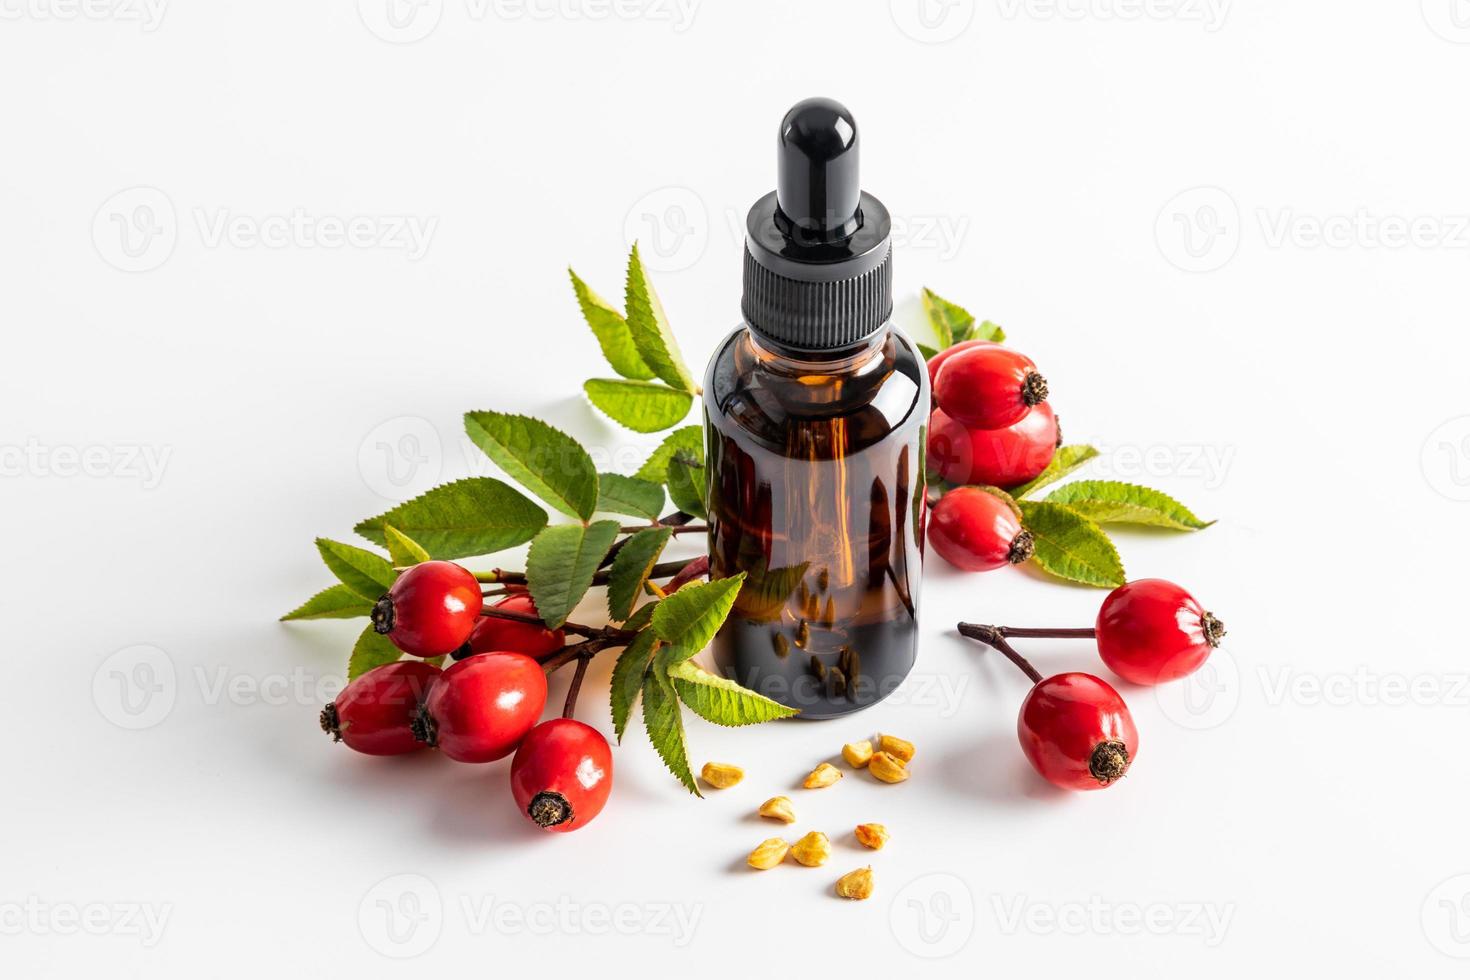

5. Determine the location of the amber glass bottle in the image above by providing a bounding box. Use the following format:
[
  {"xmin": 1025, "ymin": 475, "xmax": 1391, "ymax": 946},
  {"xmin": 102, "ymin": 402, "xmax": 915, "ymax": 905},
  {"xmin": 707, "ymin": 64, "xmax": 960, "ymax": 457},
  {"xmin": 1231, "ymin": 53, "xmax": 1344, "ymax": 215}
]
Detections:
[{"xmin": 704, "ymin": 98, "xmax": 927, "ymax": 719}]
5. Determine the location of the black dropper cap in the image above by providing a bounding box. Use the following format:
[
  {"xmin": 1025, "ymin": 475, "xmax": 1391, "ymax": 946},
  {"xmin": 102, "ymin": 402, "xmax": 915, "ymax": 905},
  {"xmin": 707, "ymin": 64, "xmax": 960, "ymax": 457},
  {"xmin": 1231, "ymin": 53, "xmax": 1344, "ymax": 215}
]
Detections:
[{"xmin": 742, "ymin": 97, "xmax": 893, "ymax": 353}]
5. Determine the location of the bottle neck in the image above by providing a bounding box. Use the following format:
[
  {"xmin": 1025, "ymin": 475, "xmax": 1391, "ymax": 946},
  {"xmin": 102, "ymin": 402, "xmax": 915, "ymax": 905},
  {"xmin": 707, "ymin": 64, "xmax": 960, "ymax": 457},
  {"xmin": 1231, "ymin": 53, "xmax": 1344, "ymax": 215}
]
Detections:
[{"xmin": 746, "ymin": 323, "xmax": 892, "ymax": 376}]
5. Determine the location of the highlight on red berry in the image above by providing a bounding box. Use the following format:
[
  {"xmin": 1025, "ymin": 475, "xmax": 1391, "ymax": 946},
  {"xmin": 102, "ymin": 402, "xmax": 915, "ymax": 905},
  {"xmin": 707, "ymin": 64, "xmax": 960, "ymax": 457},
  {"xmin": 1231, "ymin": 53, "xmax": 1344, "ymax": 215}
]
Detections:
[
  {"xmin": 925, "ymin": 337, "xmax": 998, "ymax": 388},
  {"xmin": 372, "ymin": 560, "xmax": 482, "ymax": 658},
  {"xmin": 510, "ymin": 718, "xmax": 613, "ymax": 833},
  {"xmin": 412, "ymin": 652, "xmax": 547, "ymax": 763},
  {"xmin": 1017, "ymin": 672, "xmax": 1137, "ymax": 791},
  {"xmin": 928, "ymin": 403, "xmax": 1058, "ymax": 489},
  {"xmin": 320, "ymin": 660, "xmax": 441, "ymax": 756},
  {"xmin": 464, "ymin": 592, "xmax": 566, "ymax": 660},
  {"xmin": 932, "ymin": 344, "xmax": 1048, "ymax": 430},
  {"xmin": 1096, "ymin": 578, "xmax": 1226, "ymax": 685},
  {"xmin": 928, "ymin": 486, "xmax": 1034, "ymax": 572}
]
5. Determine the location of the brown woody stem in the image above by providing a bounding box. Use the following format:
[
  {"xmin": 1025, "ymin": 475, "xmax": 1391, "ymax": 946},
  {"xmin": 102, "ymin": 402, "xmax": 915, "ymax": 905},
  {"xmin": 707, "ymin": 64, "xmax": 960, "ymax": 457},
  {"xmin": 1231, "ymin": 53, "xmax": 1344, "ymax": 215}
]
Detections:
[
  {"xmin": 957, "ymin": 622, "xmax": 1044, "ymax": 685},
  {"xmin": 562, "ymin": 654, "xmax": 592, "ymax": 719}
]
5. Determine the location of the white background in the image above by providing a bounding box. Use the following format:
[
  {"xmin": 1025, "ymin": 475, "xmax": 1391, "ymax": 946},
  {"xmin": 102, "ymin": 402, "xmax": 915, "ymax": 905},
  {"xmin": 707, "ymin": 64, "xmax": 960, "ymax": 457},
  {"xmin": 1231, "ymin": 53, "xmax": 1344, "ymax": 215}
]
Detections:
[{"xmin": 4, "ymin": 1, "xmax": 1469, "ymax": 975}]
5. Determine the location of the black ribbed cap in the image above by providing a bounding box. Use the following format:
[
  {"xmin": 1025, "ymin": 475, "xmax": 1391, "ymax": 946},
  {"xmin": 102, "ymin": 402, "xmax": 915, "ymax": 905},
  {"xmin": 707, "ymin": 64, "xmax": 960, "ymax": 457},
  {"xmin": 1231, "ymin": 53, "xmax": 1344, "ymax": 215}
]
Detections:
[{"xmin": 742, "ymin": 98, "xmax": 893, "ymax": 353}]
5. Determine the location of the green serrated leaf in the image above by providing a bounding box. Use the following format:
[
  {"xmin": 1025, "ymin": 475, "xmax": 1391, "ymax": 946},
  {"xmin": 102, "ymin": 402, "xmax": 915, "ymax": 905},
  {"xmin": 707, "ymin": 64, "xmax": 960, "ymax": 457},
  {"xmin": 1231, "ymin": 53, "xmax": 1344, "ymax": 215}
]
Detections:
[
  {"xmin": 916, "ymin": 342, "xmax": 940, "ymax": 360},
  {"xmin": 651, "ymin": 573, "xmax": 746, "ymax": 657},
  {"xmin": 1009, "ymin": 445, "xmax": 1100, "ymax": 499},
  {"xmin": 595, "ymin": 473, "xmax": 665, "ymax": 520},
  {"xmin": 583, "ymin": 378, "xmax": 693, "ymax": 434},
  {"xmin": 607, "ymin": 526, "xmax": 673, "ymax": 622},
  {"xmin": 347, "ymin": 625, "xmax": 401, "ymax": 680},
  {"xmin": 280, "ymin": 584, "xmax": 375, "ymax": 621},
  {"xmin": 1017, "ymin": 500, "xmax": 1126, "ymax": 588},
  {"xmin": 463, "ymin": 411, "xmax": 600, "ymax": 521},
  {"xmin": 922, "ymin": 287, "xmax": 973, "ymax": 348},
  {"xmin": 623, "ymin": 599, "xmax": 659, "ymax": 633},
  {"xmin": 610, "ymin": 628, "xmax": 658, "ymax": 742},
  {"xmin": 355, "ymin": 478, "xmax": 548, "ymax": 560},
  {"xmin": 624, "ymin": 243, "xmax": 696, "ymax": 392},
  {"xmin": 525, "ymin": 521, "xmax": 621, "ymax": 628},
  {"xmin": 634, "ymin": 426, "xmax": 703, "ymax": 483},
  {"xmin": 669, "ymin": 660, "xmax": 799, "ymax": 726},
  {"xmin": 569, "ymin": 267, "xmax": 654, "ymax": 380},
  {"xmin": 382, "ymin": 525, "xmax": 430, "ymax": 567},
  {"xmin": 974, "ymin": 319, "xmax": 1006, "ymax": 342},
  {"xmin": 1043, "ymin": 480, "xmax": 1214, "ymax": 530},
  {"xmin": 641, "ymin": 667, "xmax": 700, "ymax": 796},
  {"xmin": 666, "ymin": 452, "xmax": 707, "ymax": 520},
  {"xmin": 315, "ymin": 538, "xmax": 396, "ymax": 600}
]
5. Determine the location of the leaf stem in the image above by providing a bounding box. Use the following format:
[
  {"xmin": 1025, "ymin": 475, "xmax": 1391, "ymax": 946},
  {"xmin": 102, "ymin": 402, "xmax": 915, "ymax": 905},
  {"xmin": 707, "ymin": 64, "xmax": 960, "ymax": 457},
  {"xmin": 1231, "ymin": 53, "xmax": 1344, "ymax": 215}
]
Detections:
[
  {"xmin": 598, "ymin": 510, "xmax": 694, "ymax": 569},
  {"xmin": 957, "ymin": 623, "xmax": 1044, "ymax": 685},
  {"xmin": 619, "ymin": 523, "xmax": 707, "ymax": 536},
  {"xmin": 481, "ymin": 559, "xmax": 687, "ymax": 589}
]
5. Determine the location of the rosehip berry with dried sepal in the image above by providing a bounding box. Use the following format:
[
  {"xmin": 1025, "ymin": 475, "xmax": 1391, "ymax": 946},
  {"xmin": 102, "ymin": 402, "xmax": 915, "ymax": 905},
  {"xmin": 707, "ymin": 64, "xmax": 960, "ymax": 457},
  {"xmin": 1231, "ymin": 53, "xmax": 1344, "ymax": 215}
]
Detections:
[
  {"xmin": 928, "ymin": 403, "xmax": 1059, "ymax": 489},
  {"xmin": 320, "ymin": 660, "xmax": 441, "ymax": 756},
  {"xmin": 925, "ymin": 338, "xmax": 998, "ymax": 388},
  {"xmin": 1018, "ymin": 672, "xmax": 1137, "ymax": 790},
  {"xmin": 932, "ymin": 344, "xmax": 1048, "ymax": 430},
  {"xmin": 1096, "ymin": 578, "xmax": 1226, "ymax": 685},
  {"xmin": 958, "ymin": 624, "xmax": 1138, "ymax": 791},
  {"xmin": 928, "ymin": 486, "xmax": 1034, "ymax": 572},
  {"xmin": 462, "ymin": 592, "xmax": 566, "ymax": 660},
  {"xmin": 412, "ymin": 652, "xmax": 547, "ymax": 763},
  {"xmin": 372, "ymin": 560, "xmax": 481, "ymax": 658},
  {"xmin": 510, "ymin": 719, "xmax": 613, "ymax": 833}
]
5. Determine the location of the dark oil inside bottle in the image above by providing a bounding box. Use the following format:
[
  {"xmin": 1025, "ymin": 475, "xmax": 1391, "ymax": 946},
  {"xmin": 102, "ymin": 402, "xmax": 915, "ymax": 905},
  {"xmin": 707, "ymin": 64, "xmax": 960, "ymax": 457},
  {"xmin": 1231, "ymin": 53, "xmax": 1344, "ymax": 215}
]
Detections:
[{"xmin": 704, "ymin": 326, "xmax": 928, "ymax": 719}]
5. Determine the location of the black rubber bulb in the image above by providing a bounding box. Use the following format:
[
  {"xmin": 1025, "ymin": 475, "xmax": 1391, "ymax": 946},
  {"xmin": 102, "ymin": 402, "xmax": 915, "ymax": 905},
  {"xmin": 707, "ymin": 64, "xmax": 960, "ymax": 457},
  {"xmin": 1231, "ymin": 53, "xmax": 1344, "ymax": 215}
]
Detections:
[{"xmin": 775, "ymin": 97, "xmax": 862, "ymax": 245}]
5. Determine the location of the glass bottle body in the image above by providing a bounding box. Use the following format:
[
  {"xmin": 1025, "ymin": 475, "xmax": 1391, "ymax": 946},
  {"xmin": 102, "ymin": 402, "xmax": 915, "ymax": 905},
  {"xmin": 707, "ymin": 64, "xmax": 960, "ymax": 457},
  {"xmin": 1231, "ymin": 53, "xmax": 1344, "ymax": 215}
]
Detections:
[{"xmin": 703, "ymin": 324, "xmax": 928, "ymax": 719}]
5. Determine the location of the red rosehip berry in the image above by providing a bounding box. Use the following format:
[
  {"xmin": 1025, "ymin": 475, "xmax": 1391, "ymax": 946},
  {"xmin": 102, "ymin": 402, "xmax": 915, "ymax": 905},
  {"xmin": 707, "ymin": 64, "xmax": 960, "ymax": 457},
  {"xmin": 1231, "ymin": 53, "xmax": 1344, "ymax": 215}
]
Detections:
[
  {"xmin": 463, "ymin": 593, "xmax": 566, "ymax": 660},
  {"xmin": 928, "ymin": 403, "xmax": 1059, "ymax": 489},
  {"xmin": 928, "ymin": 486, "xmax": 1035, "ymax": 572},
  {"xmin": 412, "ymin": 652, "xmax": 547, "ymax": 763},
  {"xmin": 320, "ymin": 660, "xmax": 441, "ymax": 756},
  {"xmin": 371, "ymin": 560, "xmax": 481, "ymax": 658},
  {"xmin": 933, "ymin": 344, "xmax": 1048, "ymax": 430},
  {"xmin": 1018, "ymin": 672, "xmax": 1138, "ymax": 791},
  {"xmin": 925, "ymin": 338, "xmax": 998, "ymax": 388},
  {"xmin": 510, "ymin": 718, "xmax": 613, "ymax": 833},
  {"xmin": 1096, "ymin": 578, "xmax": 1226, "ymax": 685}
]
